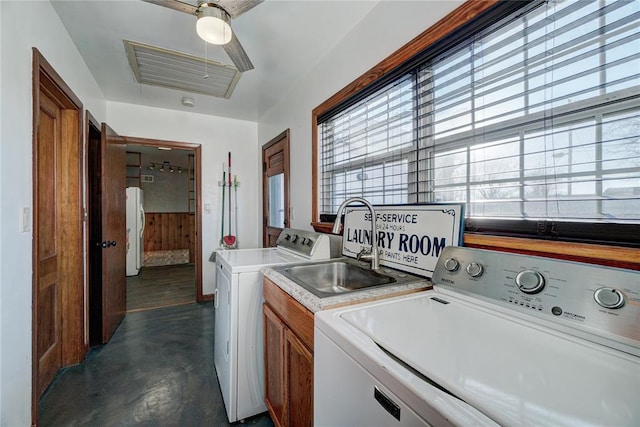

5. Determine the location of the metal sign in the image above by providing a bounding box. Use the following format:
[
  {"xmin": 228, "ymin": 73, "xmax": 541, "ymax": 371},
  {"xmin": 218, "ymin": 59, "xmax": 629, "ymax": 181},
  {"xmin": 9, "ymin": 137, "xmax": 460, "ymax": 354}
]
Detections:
[{"xmin": 342, "ymin": 204, "xmax": 464, "ymax": 277}]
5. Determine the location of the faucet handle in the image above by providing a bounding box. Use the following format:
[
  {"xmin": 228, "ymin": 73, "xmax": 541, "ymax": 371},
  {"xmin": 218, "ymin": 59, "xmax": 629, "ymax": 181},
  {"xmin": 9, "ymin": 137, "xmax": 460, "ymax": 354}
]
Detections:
[{"xmin": 356, "ymin": 248, "xmax": 372, "ymax": 261}]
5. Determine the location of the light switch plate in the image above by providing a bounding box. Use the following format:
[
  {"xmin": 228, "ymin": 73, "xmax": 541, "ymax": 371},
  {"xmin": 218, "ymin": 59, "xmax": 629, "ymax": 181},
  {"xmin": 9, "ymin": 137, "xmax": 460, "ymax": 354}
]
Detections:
[{"xmin": 21, "ymin": 207, "xmax": 31, "ymax": 232}]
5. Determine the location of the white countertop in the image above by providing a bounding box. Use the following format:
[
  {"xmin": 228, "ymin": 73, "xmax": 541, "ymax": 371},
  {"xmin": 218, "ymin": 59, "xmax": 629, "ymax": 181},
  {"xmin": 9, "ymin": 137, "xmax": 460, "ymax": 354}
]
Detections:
[{"xmin": 262, "ymin": 265, "xmax": 431, "ymax": 313}]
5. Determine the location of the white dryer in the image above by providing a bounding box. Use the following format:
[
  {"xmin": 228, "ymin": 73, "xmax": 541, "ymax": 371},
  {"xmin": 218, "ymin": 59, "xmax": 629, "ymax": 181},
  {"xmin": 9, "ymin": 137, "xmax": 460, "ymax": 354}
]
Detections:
[{"xmin": 214, "ymin": 228, "xmax": 338, "ymax": 422}]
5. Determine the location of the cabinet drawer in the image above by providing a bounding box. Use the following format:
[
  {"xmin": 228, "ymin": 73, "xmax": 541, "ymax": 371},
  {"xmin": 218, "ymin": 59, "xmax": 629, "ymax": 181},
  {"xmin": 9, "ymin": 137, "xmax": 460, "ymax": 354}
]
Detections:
[{"xmin": 264, "ymin": 277, "xmax": 314, "ymax": 350}]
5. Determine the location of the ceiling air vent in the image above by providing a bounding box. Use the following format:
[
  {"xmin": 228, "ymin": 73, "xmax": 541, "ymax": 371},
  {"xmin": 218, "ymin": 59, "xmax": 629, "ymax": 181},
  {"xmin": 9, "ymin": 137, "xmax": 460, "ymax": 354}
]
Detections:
[{"xmin": 124, "ymin": 40, "xmax": 241, "ymax": 99}]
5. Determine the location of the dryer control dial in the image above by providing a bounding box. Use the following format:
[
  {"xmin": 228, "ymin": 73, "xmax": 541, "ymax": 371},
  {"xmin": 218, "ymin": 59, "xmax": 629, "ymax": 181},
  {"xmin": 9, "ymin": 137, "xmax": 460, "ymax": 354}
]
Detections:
[
  {"xmin": 515, "ymin": 270, "xmax": 545, "ymax": 294},
  {"xmin": 594, "ymin": 287, "xmax": 625, "ymax": 309},
  {"xmin": 443, "ymin": 258, "xmax": 460, "ymax": 272},
  {"xmin": 466, "ymin": 262, "xmax": 484, "ymax": 278}
]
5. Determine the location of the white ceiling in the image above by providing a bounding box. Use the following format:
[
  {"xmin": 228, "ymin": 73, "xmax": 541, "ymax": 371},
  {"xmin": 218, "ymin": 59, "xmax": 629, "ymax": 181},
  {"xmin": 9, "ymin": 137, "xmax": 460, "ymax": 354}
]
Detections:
[{"xmin": 51, "ymin": 0, "xmax": 382, "ymax": 122}]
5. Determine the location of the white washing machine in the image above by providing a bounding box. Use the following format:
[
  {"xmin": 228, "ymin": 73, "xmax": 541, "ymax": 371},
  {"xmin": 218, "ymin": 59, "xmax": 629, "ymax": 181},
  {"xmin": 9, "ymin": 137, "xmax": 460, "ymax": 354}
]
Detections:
[
  {"xmin": 214, "ymin": 228, "xmax": 338, "ymax": 422},
  {"xmin": 315, "ymin": 246, "xmax": 639, "ymax": 426}
]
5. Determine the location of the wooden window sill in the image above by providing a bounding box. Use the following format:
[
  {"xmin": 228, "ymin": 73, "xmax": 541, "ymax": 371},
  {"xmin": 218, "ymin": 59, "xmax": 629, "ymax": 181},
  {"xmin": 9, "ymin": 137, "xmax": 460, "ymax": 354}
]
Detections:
[{"xmin": 311, "ymin": 222, "xmax": 639, "ymax": 270}]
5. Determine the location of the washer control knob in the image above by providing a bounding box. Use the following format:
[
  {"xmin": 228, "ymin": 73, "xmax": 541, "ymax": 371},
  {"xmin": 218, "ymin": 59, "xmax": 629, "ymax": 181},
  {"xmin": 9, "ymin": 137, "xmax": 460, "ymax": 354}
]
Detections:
[
  {"xmin": 305, "ymin": 238, "xmax": 314, "ymax": 247},
  {"xmin": 466, "ymin": 262, "xmax": 484, "ymax": 278},
  {"xmin": 291, "ymin": 234, "xmax": 299, "ymax": 243},
  {"xmin": 594, "ymin": 287, "xmax": 625, "ymax": 309},
  {"xmin": 284, "ymin": 233, "xmax": 291, "ymax": 241},
  {"xmin": 443, "ymin": 258, "xmax": 460, "ymax": 272},
  {"xmin": 515, "ymin": 270, "xmax": 545, "ymax": 294}
]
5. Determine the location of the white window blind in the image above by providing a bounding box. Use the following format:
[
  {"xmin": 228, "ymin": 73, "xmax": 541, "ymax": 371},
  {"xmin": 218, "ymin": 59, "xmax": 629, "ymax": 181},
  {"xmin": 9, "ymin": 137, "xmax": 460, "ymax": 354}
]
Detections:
[
  {"xmin": 318, "ymin": 0, "xmax": 639, "ymax": 241},
  {"xmin": 423, "ymin": 0, "xmax": 640, "ymax": 223},
  {"xmin": 319, "ymin": 75, "xmax": 415, "ymax": 214}
]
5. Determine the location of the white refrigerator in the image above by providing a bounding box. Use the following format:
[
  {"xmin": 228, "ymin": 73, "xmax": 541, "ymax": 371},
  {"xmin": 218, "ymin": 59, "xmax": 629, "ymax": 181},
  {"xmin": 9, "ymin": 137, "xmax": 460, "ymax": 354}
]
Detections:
[{"xmin": 126, "ymin": 187, "xmax": 145, "ymax": 276}]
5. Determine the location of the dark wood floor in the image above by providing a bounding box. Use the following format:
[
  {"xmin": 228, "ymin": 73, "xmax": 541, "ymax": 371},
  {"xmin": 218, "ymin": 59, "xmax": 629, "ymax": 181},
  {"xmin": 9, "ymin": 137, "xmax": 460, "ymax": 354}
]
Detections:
[
  {"xmin": 38, "ymin": 303, "xmax": 274, "ymax": 426},
  {"xmin": 127, "ymin": 264, "xmax": 196, "ymax": 312}
]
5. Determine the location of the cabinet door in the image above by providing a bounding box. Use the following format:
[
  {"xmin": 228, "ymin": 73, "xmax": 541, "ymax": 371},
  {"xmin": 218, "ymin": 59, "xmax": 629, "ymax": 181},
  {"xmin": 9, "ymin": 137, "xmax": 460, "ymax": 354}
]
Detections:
[
  {"xmin": 285, "ymin": 329, "xmax": 313, "ymax": 427},
  {"xmin": 264, "ymin": 304, "xmax": 286, "ymax": 427}
]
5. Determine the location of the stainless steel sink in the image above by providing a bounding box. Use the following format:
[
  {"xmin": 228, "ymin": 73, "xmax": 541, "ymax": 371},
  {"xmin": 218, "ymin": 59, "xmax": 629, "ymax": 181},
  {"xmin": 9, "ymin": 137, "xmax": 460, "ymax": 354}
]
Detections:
[{"xmin": 273, "ymin": 259, "xmax": 421, "ymax": 298}]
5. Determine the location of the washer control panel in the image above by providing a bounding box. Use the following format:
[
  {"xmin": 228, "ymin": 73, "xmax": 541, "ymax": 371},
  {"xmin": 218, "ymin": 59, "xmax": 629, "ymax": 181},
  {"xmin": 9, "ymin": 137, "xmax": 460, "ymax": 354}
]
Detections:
[
  {"xmin": 432, "ymin": 246, "xmax": 640, "ymax": 353},
  {"xmin": 276, "ymin": 228, "xmax": 338, "ymax": 260}
]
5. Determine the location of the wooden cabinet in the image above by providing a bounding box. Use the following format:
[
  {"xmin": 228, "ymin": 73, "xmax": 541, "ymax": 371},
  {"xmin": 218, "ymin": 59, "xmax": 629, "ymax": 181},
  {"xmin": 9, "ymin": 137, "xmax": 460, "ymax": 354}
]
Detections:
[
  {"xmin": 264, "ymin": 304, "xmax": 286, "ymax": 426},
  {"xmin": 263, "ymin": 277, "xmax": 314, "ymax": 427},
  {"xmin": 285, "ymin": 328, "xmax": 313, "ymax": 427}
]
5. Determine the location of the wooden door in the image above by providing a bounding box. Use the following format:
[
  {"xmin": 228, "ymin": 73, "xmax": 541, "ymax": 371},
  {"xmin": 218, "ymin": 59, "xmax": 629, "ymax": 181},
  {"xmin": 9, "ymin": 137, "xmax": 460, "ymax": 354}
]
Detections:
[
  {"xmin": 35, "ymin": 90, "xmax": 63, "ymax": 395},
  {"xmin": 262, "ymin": 130, "xmax": 290, "ymax": 247},
  {"xmin": 100, "ymin": 123, "xmax": 127, "ymax": 342},
  {"xmin": 285, "ymin": 329, "xmax": 313, "ymax": 427},
  {"xmin": 264, "ymin": 304, "xmax": 286, "ymax": 427},
  {"xmin": 32, "ymin": 49, "xmax": 85, "ymax": 424}
]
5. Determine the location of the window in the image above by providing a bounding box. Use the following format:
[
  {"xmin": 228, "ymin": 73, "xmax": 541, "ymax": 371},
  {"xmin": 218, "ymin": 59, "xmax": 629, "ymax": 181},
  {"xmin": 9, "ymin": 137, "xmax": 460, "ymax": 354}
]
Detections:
[
  {"xmin": 318, "ymin": 75, "xmax": 415, "ymax": 213},
  {"xmin": 317, "ymin": 0, "xmax": 640, "ymax": 245}
]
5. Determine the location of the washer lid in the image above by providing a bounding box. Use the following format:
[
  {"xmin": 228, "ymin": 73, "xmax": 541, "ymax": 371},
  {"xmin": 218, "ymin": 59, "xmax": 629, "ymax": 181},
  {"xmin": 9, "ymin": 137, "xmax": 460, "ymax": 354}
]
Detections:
[
  {"xmin": 339, "ymin": 291, "xmax": 640, "ymax": 427},
  {"xmin": 216, "ymin": 248, "xmax": 305, "ymax": 273}
]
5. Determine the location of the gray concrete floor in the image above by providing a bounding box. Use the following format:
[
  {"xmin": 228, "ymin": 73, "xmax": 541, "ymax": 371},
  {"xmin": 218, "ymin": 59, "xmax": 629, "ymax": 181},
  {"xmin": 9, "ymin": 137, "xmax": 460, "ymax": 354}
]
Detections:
[{"xmin": 39, "ymin": 303, "xmax": 274, "ymax": 427}]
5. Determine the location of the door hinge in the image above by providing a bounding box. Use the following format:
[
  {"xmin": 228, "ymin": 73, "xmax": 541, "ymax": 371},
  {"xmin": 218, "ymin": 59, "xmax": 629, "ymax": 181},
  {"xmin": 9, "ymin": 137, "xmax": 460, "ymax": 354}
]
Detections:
[{"xmin": 263, "ymin": 162, "xmax": 267, "ymax": 172}]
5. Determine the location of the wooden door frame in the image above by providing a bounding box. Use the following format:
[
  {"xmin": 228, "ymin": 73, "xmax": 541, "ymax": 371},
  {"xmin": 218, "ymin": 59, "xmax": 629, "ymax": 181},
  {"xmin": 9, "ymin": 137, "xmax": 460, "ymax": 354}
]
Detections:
[
  {"xmin": 32, "ymin": 48, "xmax": 85, "ymax": 423},
  {"xmin": 262, "ymin": 129, "xmax": 290, "ymax": 247},
  {"xmin": 122, "ymin": 136, "xmax": 206, "ymax": 302}
]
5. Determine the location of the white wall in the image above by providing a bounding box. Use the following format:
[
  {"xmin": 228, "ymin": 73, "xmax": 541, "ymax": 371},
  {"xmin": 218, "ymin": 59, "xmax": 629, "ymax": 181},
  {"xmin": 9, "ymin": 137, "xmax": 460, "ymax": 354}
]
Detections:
[
  {"xmin": 0, "ymin": 1, "xmax": 107, "ymax": 424},
  {"xmin": 139, "ymin": 151, "xmax": 191, "ymax": 213},
  {"xmin": 107, "ymin": 102, "xmax": 260, "ymax": 295},
  {"xmin": 257, "ymin": 1, "xmax": 464, "ymax": 230},
  {"xmin": 0, "ymin": 3, "xmax": 4, "ymax": 421}
]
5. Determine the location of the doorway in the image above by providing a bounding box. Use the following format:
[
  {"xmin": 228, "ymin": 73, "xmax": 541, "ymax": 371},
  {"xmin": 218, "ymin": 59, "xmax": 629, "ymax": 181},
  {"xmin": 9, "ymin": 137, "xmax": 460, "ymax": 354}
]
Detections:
[
  {"xmin": 32, "ymin": 49, "xmax": 85, "ymax": 422},
  {"xmin": 123, "ymin": 137, "xmax": 204, "ymax": 311},
  {"xmin": 262, "ymin": 129, "xmax": 290, "ymax": 247},
  {"xmin": 86, "ymin": 114, "xmax": 128, "ymax": 346}
]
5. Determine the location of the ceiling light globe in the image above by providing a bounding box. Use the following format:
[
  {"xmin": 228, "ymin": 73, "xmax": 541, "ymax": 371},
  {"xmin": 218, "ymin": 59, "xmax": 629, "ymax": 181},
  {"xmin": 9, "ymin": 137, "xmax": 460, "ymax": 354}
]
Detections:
[{"xmin": 196, "ymin": 6, "xmax": 232, "ymax": 45}]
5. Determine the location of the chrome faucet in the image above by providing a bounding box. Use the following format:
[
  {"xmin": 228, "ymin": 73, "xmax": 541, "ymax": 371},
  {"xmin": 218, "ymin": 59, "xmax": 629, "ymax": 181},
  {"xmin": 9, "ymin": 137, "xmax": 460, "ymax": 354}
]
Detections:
[{"xmin": 332, "ymin": 197, "xmax": 380, "ymax": 270}]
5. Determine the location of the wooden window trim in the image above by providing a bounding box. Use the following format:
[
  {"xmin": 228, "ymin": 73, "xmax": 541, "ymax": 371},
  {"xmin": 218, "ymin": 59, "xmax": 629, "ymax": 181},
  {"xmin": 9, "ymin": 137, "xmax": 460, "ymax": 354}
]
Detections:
[
  {"xmin": 309, "ymin": 0, "xmax": 640, "ymax": 270},
  {"xmin": 312, "ymin": 220, "xmax": 639, "ymax": 270}
]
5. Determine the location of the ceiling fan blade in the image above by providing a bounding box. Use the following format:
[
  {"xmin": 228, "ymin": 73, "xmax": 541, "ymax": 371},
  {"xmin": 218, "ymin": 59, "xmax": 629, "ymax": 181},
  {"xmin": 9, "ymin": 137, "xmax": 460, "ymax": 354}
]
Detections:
[
  {"xmin": 215, "ymin": 0, "xmax": 264, "ymax": 18},
  {"xmin": 223, "ymin": 32, "xmax": 254, "ymax": 72},
  {"xmin": 141, "ymin": 0, "xmax": 198, "ymax": 15}
]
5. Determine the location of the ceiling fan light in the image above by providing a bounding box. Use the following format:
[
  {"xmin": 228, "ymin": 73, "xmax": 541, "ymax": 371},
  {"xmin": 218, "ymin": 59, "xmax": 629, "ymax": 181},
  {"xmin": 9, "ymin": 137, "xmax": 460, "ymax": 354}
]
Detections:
[{"xmin": 196, "ymin": 5, "xmax": 232, "ymax": 45}]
